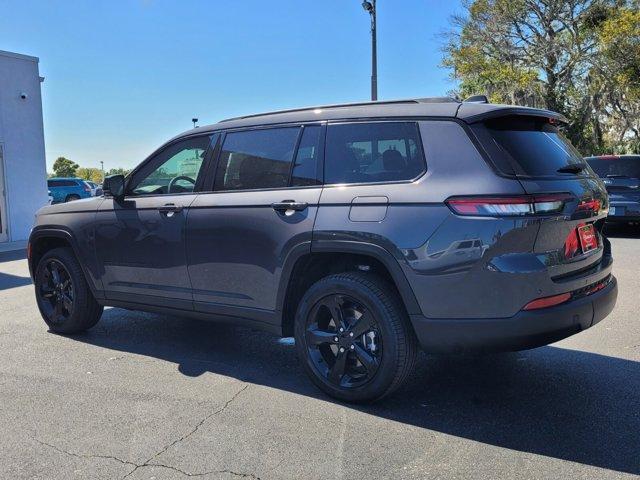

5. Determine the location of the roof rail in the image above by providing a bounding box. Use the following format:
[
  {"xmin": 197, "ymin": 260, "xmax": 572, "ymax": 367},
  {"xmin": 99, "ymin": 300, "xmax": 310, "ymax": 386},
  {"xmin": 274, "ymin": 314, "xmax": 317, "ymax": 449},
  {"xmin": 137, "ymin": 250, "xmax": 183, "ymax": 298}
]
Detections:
[{"xmin": 219, "ymin": 97, "xmax": 460, "ymax": 123}]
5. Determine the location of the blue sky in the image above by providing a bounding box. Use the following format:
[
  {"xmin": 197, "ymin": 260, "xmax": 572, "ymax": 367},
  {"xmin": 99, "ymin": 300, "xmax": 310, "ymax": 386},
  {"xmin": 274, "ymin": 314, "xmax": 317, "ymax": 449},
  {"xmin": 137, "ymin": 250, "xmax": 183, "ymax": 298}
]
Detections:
[{"xmin": 0, "ymin": 0, "xmax": 463, "ymax": 171}]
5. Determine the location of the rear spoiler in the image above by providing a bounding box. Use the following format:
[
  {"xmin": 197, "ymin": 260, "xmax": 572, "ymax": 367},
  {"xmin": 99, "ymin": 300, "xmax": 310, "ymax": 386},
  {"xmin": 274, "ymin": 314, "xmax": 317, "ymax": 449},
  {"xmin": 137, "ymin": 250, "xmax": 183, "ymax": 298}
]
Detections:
[{"xmin": 457, "ymin": 104, "xmax": 569, "ymax": 125}]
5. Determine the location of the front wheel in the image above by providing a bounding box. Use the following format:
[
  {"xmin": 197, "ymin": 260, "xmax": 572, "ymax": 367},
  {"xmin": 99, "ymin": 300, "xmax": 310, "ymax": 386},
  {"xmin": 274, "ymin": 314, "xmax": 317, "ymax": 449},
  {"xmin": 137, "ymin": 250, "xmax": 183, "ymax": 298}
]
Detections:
[
  {"xmin": 294, "ymin": 272, "xmax": 417, "ymax": 403},
  {"xmin": 34, "ymin": 247, "xmax": 103, "ymax": 334}
]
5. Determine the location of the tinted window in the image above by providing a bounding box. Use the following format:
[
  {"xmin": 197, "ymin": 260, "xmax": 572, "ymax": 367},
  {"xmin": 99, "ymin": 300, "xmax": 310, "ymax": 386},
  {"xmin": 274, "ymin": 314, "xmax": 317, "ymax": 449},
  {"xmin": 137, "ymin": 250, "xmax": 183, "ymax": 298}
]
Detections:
[
  {"xmin": 480, "ymin": 116, "xmax": 587, "ymax": 177},
  {"xmin": 291, "ymin": 125, "xmax": 322, "ymax": 187},
  {"xmin": 47, "ymin": 180, "xmax": 59, "ymax": 187},
  {"xmin": 129, "ymin": 135, "xmax": 213, "ymax": 196},
  {"xmin": 586, "ymin": 156, "xmax": 640, "ymax": 179},
  {"xmin": 325, "ymin": 122, "xmax": 425, "ymax": 184},
  {"xmin": 215, "ymin": 128, "xmax": 299, "ymax": 191}
]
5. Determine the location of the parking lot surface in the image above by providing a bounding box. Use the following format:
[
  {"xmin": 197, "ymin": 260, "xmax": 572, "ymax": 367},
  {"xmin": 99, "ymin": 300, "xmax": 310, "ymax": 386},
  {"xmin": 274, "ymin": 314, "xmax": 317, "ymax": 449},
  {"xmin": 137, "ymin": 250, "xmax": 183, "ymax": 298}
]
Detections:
[{"xmin": 1, "ymin": 227, "xmax": 639, "ymax": 479}]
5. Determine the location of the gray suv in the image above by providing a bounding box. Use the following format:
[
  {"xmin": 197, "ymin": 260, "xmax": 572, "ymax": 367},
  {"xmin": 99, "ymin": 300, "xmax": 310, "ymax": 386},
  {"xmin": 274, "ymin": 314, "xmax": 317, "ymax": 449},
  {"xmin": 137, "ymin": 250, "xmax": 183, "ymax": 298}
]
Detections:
[{"xmin": 28, "ymin": 98, "xmax": 618, "ymax": 402}]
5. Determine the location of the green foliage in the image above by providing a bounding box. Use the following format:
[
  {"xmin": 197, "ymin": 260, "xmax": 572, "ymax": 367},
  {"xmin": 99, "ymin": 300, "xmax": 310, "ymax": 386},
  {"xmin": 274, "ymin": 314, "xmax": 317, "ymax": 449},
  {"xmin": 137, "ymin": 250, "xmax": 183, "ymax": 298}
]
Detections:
[
  {"xmin": 52, "ymin": 157, "xmax": 79, "ymax": 178},
  {"xmin": 76, "ymin": 167, "xmax": 104, "ymax": 183},
  {"xmin": 106, "ymin": 167, "xmax": 131, "ymax": 177},
  {"xmin": 443, "ymin": 0, "xmax": 640, "ymax": 154}
]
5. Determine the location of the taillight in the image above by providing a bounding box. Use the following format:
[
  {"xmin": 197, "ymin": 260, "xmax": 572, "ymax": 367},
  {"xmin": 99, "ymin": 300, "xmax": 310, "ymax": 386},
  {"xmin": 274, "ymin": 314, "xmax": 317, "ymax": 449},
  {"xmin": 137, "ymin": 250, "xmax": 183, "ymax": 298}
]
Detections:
[
  {"xmin": 523, "ymin": 292, "xmax": 571, "ymax": 311},
  {"xmin": 446, "ymin": 194, "xmax": 573, "ymax": 217}
]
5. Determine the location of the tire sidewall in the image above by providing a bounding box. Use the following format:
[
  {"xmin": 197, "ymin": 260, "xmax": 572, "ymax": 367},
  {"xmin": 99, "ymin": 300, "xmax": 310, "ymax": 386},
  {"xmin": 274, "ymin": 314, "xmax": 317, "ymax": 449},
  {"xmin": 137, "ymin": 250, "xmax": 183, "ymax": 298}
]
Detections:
[{"xmin": 294, "ymin": 274, "xmax": 402, "ymax": 402}]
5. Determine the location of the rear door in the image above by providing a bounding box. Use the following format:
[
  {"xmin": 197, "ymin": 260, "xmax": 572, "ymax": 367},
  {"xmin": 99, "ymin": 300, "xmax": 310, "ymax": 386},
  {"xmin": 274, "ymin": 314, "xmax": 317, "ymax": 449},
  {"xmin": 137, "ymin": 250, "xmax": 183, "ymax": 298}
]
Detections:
[
  {"xmin": 471, "ymin": 115, "xmax": 609, "ymax": 278},
  {"xmin": 186, "ymin": 124, "xmax": 324, "ymax": 320}
]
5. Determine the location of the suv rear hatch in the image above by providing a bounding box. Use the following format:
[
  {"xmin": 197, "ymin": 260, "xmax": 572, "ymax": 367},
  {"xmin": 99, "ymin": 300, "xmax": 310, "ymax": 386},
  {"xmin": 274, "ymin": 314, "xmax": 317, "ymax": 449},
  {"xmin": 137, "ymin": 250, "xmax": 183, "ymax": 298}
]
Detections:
[{"xmin": 469, "ymin": 113, "xmax": 610, "ymax": 283}]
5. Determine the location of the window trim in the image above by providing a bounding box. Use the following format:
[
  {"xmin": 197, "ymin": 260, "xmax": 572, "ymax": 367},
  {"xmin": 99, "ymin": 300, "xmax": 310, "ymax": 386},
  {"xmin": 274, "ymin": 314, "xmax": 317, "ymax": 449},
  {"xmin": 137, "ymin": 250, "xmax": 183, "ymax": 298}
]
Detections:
[
  {"xmin": 203, "ymin": 122, "xmax": 326, "ymax": 194},
  {"xmin": 321, "ymin": 119, "xmax": 428, "ymax": 188},
  {"xmin": 123, "ymin": 132, "xmax": 218, "ymax": 199}
]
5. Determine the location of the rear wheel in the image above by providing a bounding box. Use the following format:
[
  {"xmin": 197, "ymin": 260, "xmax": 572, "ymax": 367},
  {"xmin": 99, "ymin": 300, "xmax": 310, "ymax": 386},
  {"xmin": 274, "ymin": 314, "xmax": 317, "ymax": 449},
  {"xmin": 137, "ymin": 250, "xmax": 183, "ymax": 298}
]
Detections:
[
  {"xmin": 294, "ymin": 272, "xmax": 417, "ymax": 402},
  {"xmin": 65, "ymin": 194, "xmax": 80, "ymax": 202},
  {"xmin": 34, "ymin": 247, "xmax": 103, "ymax": 333}
]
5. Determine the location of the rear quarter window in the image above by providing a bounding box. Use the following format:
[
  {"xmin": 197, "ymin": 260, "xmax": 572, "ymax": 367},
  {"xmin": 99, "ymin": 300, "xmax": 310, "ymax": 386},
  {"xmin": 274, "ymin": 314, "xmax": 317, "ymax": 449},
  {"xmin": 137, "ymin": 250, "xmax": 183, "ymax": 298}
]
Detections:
[
  {"xmin": 472, "ymin": 116, "xmax": 588, "ymax": 178},
  {"xmin": 324, "ymin": 122, "xmax": 425, "ymax": 185}
]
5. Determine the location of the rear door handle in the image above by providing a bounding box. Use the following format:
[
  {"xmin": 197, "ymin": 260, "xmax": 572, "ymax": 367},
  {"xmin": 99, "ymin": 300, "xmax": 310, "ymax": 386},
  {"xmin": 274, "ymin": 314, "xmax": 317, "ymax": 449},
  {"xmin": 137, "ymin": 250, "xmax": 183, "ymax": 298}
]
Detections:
[
  {"xmin": 271, "ymin": 200, "xmax": 308, "ymax": 213},
  {"xmin": 157, "ymin": 203, "xmax": 183, "ymax": 215}
]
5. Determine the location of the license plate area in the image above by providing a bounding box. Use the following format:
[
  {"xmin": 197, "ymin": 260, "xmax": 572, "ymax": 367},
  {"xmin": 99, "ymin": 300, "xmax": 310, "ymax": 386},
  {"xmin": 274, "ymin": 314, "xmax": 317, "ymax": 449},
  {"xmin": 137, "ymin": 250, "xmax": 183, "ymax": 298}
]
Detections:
[{"xmin": 578, "ymin": 224, "xmax": 598, "ymax": 253}]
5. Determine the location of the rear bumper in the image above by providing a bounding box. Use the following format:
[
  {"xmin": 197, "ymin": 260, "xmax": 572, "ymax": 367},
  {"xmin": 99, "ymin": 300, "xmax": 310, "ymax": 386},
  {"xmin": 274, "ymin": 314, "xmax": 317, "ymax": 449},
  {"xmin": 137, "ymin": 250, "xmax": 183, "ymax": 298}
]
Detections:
[{"xmin": 410, "ymin": 275, "xmax": 618, "ymax": 353}]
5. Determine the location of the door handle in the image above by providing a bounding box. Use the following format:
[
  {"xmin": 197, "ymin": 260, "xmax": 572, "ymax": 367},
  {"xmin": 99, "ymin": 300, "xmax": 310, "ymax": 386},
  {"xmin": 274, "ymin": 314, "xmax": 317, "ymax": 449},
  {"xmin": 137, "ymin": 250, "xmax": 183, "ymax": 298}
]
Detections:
[
  {"xmin": 271, "ymin": 200, "xmax": 308, "ymax": 212},
  {"xmin": 157, "ymin": 203, "xmax": 183, "ymax": 215}
]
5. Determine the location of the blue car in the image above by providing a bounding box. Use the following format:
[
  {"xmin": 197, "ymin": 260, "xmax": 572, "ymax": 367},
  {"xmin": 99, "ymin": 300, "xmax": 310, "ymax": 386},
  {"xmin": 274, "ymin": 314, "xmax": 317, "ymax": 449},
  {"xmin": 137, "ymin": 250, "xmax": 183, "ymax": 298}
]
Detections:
[{"xmin": 46, "ymin": 178, "xmax": 92, "ymax": 203}]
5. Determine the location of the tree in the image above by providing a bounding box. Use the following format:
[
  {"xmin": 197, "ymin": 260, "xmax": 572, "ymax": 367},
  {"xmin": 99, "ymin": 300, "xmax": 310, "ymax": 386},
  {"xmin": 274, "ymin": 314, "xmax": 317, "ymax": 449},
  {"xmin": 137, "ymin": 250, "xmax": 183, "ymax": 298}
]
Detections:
[
  {"xmin": 52, "ymin": 157, "xmax": 79, "ymax": 177},
  {"xmin": 76, "ymin": 167, "xmax": 104, "ymax": 183},
  {"xmin": 442, "ymin": 0, "xmax": 640, "ymax": 154},
  {"xmin": 106, "ymin": 167, "xmax": 131, "ymax": 177}
]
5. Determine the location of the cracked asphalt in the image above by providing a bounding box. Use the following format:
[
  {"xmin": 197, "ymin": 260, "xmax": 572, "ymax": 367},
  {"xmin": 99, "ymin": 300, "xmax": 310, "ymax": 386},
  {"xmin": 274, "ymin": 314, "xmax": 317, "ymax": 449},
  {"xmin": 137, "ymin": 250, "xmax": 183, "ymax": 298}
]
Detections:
[{"xmin": 1, "ymin": 225, "xmax": 639, "ymax": 480}]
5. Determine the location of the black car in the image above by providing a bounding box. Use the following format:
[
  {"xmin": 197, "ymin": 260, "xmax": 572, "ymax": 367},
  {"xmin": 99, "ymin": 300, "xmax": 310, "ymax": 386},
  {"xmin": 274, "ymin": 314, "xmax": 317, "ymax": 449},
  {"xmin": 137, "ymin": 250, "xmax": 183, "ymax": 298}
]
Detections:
[
  {"xmin": 585, "ymin": 155, "xmax": 640, "ymax": 226},
  {"xmin": 28, "ymin": 98, "xmax": 618, "ymax": 402}
]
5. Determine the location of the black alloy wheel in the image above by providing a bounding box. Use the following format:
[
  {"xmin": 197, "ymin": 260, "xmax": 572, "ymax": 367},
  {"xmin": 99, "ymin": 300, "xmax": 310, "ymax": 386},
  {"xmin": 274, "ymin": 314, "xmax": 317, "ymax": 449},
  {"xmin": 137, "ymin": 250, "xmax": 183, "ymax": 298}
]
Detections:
[
  {"xmin": 38, "ymin": 259, "xmax": 75, "ymax": 325},
  {"xmin": 304, "ymin": 293, "xmax": 382, "ymax": 388}
]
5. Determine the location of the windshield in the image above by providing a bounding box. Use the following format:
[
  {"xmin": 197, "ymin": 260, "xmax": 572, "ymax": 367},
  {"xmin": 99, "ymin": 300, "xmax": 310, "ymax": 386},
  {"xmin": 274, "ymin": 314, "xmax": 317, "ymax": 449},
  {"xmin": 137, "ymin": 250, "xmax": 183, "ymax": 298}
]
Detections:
[
  {"xmin": 586, "ymin": 156, "xmax": 640, "ymax": 179},
  {"xmin": 477, "ymin": 116, "xmax": 588, "ymax": 177}
]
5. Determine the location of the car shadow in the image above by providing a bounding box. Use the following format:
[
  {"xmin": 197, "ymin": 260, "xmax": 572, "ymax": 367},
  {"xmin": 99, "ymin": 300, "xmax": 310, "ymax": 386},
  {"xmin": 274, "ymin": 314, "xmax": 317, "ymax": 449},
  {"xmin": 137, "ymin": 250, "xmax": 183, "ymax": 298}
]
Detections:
[
  {"xmin": 604, "ymin": 223, "xmax": 640, "ymax": 238},
  {"xmin": 68, "ymin": 308, "xmax": 640, "ymax": 476}
]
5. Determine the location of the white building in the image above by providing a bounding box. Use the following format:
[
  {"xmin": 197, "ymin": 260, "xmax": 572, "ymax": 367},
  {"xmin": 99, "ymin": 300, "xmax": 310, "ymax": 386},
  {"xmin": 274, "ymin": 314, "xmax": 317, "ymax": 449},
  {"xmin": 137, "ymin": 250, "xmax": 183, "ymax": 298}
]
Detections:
[{"xmin": 0, "ymin": 50, "xmax": 48, "ymax": 244}]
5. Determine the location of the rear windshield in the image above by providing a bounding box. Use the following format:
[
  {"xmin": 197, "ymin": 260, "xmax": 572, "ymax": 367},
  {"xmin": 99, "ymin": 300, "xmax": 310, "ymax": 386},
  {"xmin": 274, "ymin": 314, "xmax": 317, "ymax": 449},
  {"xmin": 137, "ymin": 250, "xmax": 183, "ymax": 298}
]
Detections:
[
  {"xmin": 474, "ymin": 116, "xmax": 587, "ymax": 177},
  {"xmin": 586, "ymin": 156, "xmax": 640, "ymax": 179}
]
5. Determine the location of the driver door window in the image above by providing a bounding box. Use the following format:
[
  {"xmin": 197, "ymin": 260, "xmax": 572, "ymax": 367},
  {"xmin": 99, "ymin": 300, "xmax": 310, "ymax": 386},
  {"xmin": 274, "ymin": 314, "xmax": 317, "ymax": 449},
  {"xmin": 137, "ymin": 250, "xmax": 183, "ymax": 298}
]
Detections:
[{"xmin": 128, "ymin": 135, "xmax": 214, "ymax": 196}]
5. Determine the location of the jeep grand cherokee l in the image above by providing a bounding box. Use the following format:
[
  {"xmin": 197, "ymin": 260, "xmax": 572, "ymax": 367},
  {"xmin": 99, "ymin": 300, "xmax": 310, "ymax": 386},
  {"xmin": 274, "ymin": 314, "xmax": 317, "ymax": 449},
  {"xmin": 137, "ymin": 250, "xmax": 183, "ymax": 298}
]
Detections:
[{"xmin": 28, "ymin": 98, "xmax": 618, "ymax": 402}]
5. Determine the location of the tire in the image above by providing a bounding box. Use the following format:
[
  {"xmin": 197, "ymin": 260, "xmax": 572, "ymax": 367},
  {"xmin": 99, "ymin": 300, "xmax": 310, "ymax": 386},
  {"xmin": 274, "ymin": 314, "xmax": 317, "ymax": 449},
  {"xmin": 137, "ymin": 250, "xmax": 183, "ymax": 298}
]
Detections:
[
  {"xmin": 294, "ymin": 272, "xmax": 417, "ymax": 403},
  {"xmin": 34, "ymin": 247, "xmax": 103, "ymax": 334},
  {"xmin": 65, "ymin": 194, "xmax": 80, "ymax": 202}
]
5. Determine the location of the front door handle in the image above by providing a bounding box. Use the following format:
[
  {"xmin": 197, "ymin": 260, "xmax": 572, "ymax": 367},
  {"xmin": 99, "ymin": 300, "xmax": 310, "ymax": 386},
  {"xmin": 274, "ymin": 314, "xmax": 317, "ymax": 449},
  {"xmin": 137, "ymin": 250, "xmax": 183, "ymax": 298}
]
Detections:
[
  {"xmin": 158, "ymin": 203, "xmax": 183, "ymax": 216},
  {"xmin": 271, "ymin": 200, "xmax": 308, "ymax": 213}
]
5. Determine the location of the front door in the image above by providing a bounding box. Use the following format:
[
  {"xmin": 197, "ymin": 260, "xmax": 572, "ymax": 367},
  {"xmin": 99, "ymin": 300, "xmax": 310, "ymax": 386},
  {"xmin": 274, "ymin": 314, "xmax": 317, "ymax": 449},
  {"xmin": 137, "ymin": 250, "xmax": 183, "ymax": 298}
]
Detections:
[
  {"xmin": 94, "ymin": 134, "xmax": 216, "ymax": 309},
  {"xmin": 187, "ymin": 124, "xmax": 324, "ymax": 320},
  {"xmin": 0, "ymin": 144, "xmax": 8, "ymax": 242}
]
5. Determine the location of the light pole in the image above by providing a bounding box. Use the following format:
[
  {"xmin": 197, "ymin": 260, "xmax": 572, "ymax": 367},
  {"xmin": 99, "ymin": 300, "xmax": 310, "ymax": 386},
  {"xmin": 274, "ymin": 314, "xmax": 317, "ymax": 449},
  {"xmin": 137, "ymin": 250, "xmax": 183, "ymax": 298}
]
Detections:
[
  {"xmin": 362, "ymin": 0, "xmax": 377, "ymax": 101},
  {"xmin": 100, "ymin": 161, "xmax": 104, "ymax": 181},
  {"xmin": 192, "ymin": 118, "xmax": 199, "ymax": 129}
]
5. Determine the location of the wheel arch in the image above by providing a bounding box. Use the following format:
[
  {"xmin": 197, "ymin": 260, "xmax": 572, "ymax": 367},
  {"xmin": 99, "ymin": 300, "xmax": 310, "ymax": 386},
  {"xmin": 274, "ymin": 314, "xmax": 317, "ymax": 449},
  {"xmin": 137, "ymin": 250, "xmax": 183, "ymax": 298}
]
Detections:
[
  {"xmin": 28, "ymin": 228, "xmax": 101, "ymax": 298},
  {"xmin": 277, "ymin": 241, "xmax": 421, "ymax": 337}
]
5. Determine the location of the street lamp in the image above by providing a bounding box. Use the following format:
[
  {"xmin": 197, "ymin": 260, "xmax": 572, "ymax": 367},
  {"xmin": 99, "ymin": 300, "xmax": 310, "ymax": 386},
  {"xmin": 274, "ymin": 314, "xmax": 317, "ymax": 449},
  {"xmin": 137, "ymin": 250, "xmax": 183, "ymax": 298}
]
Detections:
[
  {"xmin": 362, "ymin": 0, "xmax": 377, "ymax": 101},
  {"xmin": 100, "ymin": 161, "xmax": 104, "ymax": 181},
  {"xmin": 192, "ymin": 118, "xmax": 199, "ymax": 129}
]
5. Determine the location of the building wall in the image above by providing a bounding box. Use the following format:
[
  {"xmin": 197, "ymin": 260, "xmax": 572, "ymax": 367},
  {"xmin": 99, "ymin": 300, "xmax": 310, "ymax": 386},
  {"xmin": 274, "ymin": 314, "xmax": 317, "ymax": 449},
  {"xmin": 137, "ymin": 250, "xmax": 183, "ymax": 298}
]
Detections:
[{"xmin": 0, "ymin": 50, "xmax": 48, "ymax": 242}]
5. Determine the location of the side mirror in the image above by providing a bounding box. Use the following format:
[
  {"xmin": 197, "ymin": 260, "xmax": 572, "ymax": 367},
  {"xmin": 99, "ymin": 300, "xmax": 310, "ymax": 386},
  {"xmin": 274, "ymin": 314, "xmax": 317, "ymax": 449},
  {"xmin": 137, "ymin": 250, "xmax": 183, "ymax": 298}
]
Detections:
[{"xmin": 103, "ymin": 174, "xmax": 125, "ymax": 202}]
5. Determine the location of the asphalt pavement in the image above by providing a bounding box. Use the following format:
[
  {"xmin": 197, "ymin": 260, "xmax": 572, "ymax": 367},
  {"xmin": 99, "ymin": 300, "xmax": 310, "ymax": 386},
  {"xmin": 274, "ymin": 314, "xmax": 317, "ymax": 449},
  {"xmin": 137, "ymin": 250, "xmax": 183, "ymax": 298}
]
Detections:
[{"xmin": 1, "ymin": 226, "xmax": 638, "ymax": 479}]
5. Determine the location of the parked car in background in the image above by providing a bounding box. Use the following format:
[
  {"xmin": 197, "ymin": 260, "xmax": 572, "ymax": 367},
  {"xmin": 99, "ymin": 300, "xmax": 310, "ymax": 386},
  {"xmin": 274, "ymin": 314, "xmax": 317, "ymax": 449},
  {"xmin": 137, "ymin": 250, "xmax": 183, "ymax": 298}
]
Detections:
[
  {"xmin": 84, "ymin": 181, "xmax": 103, "ymax": 197},
  {"xmin": 585, "ymin": 155, "xmax": 640, "ymax": 226},
  {"xmin": 46, "ymin": 178, "xmax": 92, "ymax": 203},
  {"xmin": 30, "ymin": 98, "xmax": 617, "ymax": 402}
]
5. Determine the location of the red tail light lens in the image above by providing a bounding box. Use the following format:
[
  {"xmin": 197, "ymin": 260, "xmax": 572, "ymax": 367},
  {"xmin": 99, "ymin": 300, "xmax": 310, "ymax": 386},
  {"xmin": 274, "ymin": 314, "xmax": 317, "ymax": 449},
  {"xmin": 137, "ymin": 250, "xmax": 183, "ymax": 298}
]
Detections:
[
  {"xmin": 523, "ymin": 292, "xmax": 571, "ymax": 311},
  {"xmin": 446, "ymin": 194, "xmax": 573, "ymax": 217}
]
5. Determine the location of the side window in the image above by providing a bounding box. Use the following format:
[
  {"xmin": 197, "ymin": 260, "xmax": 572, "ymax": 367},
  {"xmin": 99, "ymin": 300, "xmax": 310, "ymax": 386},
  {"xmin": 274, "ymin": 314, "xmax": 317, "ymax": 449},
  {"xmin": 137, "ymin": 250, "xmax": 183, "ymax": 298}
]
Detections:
[
  {"xmin": 47, "ymin": 180, "xmax": 58, "ymax": 187},
  {"xmin": 214, "ymin": 127, "xmax": 299, "ymax": 191},
  {"xmin": 324, "ymin": 122, "xmax": 425, "ymax": 184},
  {"xmin": 291, "ymin": 125, "xmax": 322, "ymax": 186},
  {"xmin": 128, "ymin": 135, "xmax": 213, "ymax": 196}
]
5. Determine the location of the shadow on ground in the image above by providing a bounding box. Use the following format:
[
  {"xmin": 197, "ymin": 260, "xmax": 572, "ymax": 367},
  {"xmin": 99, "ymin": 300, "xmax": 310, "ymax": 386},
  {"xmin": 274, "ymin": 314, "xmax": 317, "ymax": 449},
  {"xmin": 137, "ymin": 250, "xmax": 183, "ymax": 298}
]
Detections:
[
  {"xmin": 0, "ymin": 249, "xmax": 27, "ymax": 264},
  {"xmin": 0, "ymin": 271, "xmax": 31, "ymax": 291},
  {"xmin": 69, "ymin": 308, "xmax": 640, "ymax": 476},
  {"xmin": 604, "ymin": 222, "xmax": 640, "ymax": 239}
]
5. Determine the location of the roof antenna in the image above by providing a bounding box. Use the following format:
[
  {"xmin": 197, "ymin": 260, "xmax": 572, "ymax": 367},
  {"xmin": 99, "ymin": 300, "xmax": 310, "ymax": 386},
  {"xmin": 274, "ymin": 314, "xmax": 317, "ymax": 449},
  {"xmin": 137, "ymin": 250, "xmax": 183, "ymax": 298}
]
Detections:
[{"xmin": 464, "ymin": 95, "xmax": 489, "ymax": 103}]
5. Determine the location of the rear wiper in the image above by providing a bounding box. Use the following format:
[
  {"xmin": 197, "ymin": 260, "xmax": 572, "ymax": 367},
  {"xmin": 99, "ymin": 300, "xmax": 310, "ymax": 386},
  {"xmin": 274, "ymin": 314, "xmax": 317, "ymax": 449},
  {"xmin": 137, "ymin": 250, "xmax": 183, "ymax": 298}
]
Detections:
[{"xmin": 557, "ymin": 164, "xmax": 585, "ymax": 174}]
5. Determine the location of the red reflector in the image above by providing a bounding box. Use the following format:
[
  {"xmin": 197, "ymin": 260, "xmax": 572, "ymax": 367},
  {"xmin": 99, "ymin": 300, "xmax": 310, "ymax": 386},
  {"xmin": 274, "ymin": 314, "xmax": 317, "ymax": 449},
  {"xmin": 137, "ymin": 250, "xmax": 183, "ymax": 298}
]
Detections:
[{"xmin": 523, "ymin": 293, "xmax": 571, "ymax": 311}]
